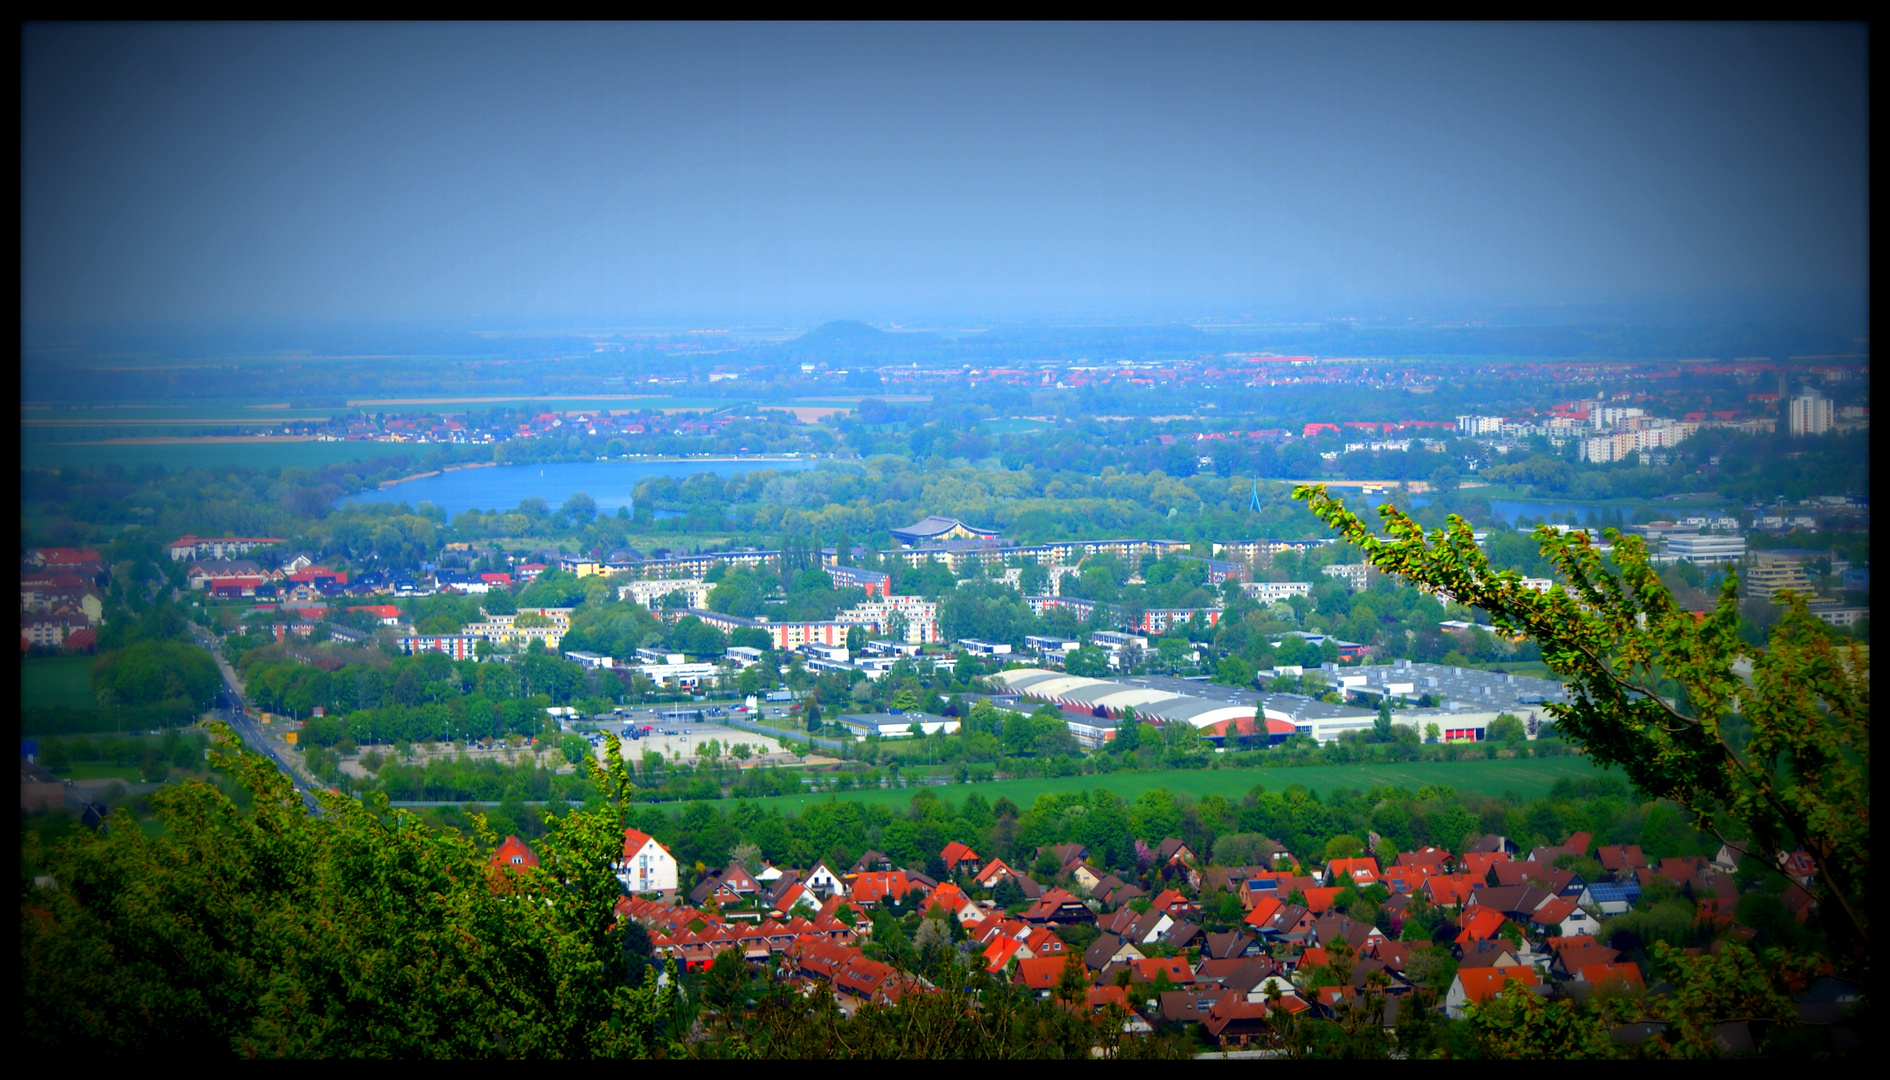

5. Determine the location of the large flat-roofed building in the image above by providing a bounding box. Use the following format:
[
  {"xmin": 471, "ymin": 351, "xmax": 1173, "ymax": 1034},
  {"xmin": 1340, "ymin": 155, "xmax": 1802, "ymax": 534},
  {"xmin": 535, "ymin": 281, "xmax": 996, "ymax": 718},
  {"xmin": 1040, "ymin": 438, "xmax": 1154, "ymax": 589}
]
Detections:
[
  {"xmin": 891, "ymin": 516, "xmax": 1001, "ymax": 547},
  {"xmin": 990, "ymin": 668, "xmax": 1382, "ymax": 744},
  {"xmin": 1326, "ymin": 660, "xmax": 1570, "ymax": 737},
  {"xmin": 1666, "ymin": 534, "xmax": 1746, "ymax": 564}
]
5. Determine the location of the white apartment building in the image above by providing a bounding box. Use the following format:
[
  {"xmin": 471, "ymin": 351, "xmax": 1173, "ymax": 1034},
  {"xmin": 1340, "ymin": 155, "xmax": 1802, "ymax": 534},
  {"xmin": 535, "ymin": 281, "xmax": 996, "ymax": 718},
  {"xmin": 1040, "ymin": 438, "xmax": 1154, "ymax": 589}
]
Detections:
[
  {"xmin": 835, "ymin": 595, "xmax": 941, "ymax": 644},
  {"xmin": 1241, "ymin": 581, "xmax": 1313, "ymax": 603},
  {"xmin": 1578, "ymin": 420, "xmax": 1700, "ymax": 463},
  {"xmin": 619, "ymin": 578, "xmax": 713, "ymax": 610},
  {"xmin": 1789, "ymin": 391, "xmax": 1834, "ymax": 437},
  {"xmin": 1322, "ymin": 563, "xmax": 1370, "ymax": 592},
  {"xmin": 1456, "ymin": 415, "xmax": 1505, "ymax": 436},
  {"xmin": 462, "ymin": 607, "xmax": 572, "ymax": 650},
  {"xmin": 616, "ymin": 828, "xmax": 679, "ymax": 895}
]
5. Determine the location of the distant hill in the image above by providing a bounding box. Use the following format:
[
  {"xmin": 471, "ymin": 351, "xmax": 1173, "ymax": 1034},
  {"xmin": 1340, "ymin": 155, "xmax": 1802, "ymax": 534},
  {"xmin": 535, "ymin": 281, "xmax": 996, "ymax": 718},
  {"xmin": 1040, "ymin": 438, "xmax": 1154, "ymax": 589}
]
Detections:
[{"xmin": 772, "ymin": 320, "xmax": 944, "ymax": 360}]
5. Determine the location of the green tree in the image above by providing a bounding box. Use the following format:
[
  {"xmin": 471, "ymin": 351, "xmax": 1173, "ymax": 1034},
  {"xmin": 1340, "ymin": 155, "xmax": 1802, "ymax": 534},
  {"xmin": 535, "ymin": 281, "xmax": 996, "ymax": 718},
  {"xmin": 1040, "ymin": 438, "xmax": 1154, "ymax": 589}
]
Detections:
[
  {"xmin": 1296, "ymin": 484, "xmax": 1869, "ymax": 951},
  {"xmin": 21, "ymin": 725, "xmax": 675, "ymax": 1056}
]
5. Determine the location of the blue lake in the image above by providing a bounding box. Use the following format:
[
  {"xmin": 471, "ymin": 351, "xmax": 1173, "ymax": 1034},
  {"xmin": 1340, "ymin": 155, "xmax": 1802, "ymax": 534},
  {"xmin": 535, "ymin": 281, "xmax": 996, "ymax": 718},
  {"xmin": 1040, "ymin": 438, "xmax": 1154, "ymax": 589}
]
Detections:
[{"xmin": 342, "ymin": 458, "xmax": 814, "ymax": 519}]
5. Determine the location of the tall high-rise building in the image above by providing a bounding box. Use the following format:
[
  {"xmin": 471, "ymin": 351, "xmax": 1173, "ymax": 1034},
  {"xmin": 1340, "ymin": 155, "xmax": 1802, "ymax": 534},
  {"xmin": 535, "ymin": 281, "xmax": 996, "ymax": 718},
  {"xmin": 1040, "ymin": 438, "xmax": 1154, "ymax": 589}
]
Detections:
[{"xmin": 1789, "ymin": 389, "xmax": 1834, "ymax": 437}]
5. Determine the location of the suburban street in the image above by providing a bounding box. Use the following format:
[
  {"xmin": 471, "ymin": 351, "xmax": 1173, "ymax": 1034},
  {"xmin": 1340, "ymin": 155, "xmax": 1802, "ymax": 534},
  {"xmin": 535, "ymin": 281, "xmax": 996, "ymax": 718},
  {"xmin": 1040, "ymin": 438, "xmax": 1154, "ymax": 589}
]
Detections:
[{"xmin": 190, "ymin": 624, "xmax": 325, "ymax": 815}]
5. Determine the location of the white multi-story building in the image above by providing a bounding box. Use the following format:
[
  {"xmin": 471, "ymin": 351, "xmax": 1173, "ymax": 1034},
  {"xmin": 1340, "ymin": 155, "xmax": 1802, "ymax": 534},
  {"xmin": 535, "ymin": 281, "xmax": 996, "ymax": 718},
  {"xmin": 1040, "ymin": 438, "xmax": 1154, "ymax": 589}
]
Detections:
[
  {"xmin": 1322, "ymin": 564, "xmax": 1370, "ymax": 592},
  {"xmin": 462, "ymin": 607, "xmax": 572, "ymax": 650},
  {"xmin": 1578, "ymin": 420, "xmax": 1700, "ymax": 463},
  {"xmin": 835, "ymin": 595, "xmax": 940, "ymax": 643},
  {"xmin": 616, "ymin": 828, "xmax": 679, "ymax": 895},
  {"xmin": 1242, "ymin": 581, "xmax": 1313, "ymax": 604},
  {"xmin": 618, "ymin": 578, "xmax": 712, "ymax": 610},
  {"xmin": 1789, "ymin": 391, "xmax": 1835, "ymax": 437},
  {"xmin": 1456, "ymin": 415, "xmax": 1505, "ymax": 437},
  {"xmin": 1591, "ymin": 406, "xmax": 1645, "ymax": 429}
]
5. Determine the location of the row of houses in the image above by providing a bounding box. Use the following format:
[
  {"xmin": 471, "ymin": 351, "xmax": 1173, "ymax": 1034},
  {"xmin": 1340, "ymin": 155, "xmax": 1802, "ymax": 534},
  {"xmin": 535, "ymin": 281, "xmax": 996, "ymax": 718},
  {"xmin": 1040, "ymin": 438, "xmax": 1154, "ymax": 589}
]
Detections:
[
  {"xmin": 490, "ymin": 816, "xmax": 1828, "ymax": 1045},
  {"xmin": 21, "ymin": 549, "xmax": 106, "ymax": 653}
]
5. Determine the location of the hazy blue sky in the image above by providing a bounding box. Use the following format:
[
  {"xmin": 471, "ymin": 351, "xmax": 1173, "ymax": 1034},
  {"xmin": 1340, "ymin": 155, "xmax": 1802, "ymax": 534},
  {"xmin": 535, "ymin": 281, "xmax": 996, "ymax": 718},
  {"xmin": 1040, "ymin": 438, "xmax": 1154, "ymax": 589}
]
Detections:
[{"xmin": 21, "ymin": 22, "xmax": 1868, "ymax": 327}]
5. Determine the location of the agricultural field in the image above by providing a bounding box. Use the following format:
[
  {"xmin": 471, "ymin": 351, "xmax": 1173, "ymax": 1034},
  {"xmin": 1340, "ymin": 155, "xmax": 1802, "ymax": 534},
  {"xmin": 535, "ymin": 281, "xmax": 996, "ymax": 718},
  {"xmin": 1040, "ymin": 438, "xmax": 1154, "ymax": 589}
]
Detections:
[
  {"xmin": 20, "ymin": 439, "xmax": 434, "ymax": 472},
  {"xmin": 22, "ymin": 656, "xmax": 97, "ymax": 712},
  {"xmin": 743, "ymin": 754, "xmax": 1610, "ymax": 816}
]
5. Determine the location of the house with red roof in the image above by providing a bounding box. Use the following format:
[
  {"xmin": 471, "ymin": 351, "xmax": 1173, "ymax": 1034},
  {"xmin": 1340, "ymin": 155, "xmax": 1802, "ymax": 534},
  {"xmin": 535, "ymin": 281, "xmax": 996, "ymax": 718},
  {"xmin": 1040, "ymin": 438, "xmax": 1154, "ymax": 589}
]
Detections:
[
  {"xmin": 1423, "ymin": 873, "xmax": 1482, "ymax": 909},
  {"xmin": 615, "ymin": 827, "xmax": 678, "ymax": 894},
  {"xmin": 1201, "ymin": 990, "xmax": 1275, "ymax": 1048},
  {"xmin": 1461, "ymin": 851, "xmax": 1510, "ymax": 879},
  {"xmin": 1455, "ymin": 907, "xmax": 1511, "ymax": 946},
  {"xmin": 1014, "ymin": 954, "xmax": 1073, "ymax": 995},
  {"xmin": 1596, "ymin": 844, "xmax": 1649, "ymax": 878},
  {"xmin": 852, "ymin": 870, "xmax": 925, "ymax": 906},
  {"xmin": 925, "ymin": 882, "xmax": 983, "ymax": 924},
  {"xmin": 1323, "ymin": 857, "xmax": 1381, "ymax": 887},
  {"xmin": 1445, "ymin": 965, "xmax": 1541, "ymax": 1019},
  {"xmin": 1301, "ymin": 886, "xmax": 1344, "ymax": 914},
  {"xmin": 1575, "ymin": 961, "xmax": 1645, "ymax": 994},
  {"xmin": 940, "ymin": 841, "xmax": 982, "ymax": 875},
  {"xmin": 490, "ymin": 835, "xmax": 538, "ymax": 870}
]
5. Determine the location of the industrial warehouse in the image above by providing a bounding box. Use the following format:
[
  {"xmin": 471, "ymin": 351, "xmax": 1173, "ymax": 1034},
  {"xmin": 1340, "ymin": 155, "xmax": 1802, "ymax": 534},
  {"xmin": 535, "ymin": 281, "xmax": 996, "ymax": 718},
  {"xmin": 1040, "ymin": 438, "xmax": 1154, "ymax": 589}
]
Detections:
[{"xmin": 993, "ymin": 660, "xmax": 1571, "ymax": 746}]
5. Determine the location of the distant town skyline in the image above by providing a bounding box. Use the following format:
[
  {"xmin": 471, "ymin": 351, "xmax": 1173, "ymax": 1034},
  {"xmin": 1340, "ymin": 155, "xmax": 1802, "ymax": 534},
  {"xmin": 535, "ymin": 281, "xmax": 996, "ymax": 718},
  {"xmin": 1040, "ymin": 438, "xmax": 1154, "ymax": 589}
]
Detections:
[{"xmin": 23, "ymin": 22, "xmax": 1869, "ymax": 328}]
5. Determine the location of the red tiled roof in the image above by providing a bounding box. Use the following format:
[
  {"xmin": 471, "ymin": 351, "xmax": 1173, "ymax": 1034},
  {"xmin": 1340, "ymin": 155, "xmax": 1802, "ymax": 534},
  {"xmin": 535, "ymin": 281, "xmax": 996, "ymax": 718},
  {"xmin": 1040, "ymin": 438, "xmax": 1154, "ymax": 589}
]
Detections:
[
  {"xmin": 1456, "ymin": 907, "xmax": 1510, "ymax": 944},
  {"xmin": 942, "ymin": 840, "xmax": 980, "ymax": 866},
  {"xmin": 1577, "ymin": 962, "xmax": 1644, "ymax": 991},
  {"xmin": 1454, "ymin": 966, "xmax": 1539, "ymax": 1005}
]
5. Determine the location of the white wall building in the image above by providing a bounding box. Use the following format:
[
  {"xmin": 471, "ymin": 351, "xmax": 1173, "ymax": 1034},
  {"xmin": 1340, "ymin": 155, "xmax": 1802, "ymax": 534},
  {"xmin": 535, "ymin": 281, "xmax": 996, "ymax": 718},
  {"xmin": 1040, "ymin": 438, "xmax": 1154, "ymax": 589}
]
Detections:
[
  {"xmin": 616, "ymin": 828, "xmax": 679, "ymax": 895},
  {"xmin": 619, "ymin": 578, "xmax": 713, "ymax": 610},
  {"xmin": 1241, "ymin": 581, "xmax": 1313, "ymax": 603},
  {"xmin": 1789, "ymin": 391, "xmax": 1835, "ymax": 437}
]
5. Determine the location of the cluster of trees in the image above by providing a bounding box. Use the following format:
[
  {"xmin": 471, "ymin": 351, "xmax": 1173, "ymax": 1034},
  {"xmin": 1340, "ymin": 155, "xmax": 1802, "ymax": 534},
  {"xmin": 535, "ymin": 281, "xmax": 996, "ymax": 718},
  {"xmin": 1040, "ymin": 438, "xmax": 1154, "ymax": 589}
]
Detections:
[{"xmin": 34, "ymin": 731, "xmax": 209, "ymax": 783}]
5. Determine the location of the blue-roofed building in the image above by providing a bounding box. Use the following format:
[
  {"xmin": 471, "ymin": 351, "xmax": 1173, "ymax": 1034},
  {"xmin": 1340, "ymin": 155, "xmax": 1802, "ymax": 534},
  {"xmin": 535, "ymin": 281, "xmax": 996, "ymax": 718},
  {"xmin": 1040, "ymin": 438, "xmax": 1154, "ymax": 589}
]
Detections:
[{"xmin": 1578, "ymin": 880, "xmax": 1642, "ymax": 915}]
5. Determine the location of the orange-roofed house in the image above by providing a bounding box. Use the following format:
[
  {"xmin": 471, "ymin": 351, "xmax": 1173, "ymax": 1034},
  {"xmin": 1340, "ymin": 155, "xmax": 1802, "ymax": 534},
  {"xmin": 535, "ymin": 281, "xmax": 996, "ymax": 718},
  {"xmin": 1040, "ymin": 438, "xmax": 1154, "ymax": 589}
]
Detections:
[
  {"xmin": 1014, "ymin": 955, "xmax": 1070, "ymax": 996},
  {"xmin": 1302, "ymin": 886, "xmax": 1344, "ymax": 914},
  {"xmin": 1461, "ymin": 852, "xmax": 1510, "ymax": 879},
  {"xmin": 1131, "ymin": 955, "xmax": 1195, "ymax": 986},
  {"xmin": 927, "ymin": 882, "xmax": 983, "ymax": 924},
  {"xmin": 941, "ymin": 841, "xmax": 982, "ymax": 875},
  {"xmin": 1456, "ymin": 906, "xmax": 1511, "ymax": 946},
  {"xmin": 983, "ymin": 934, "xmax": 1029, "ymax": 972},
  {"xmin": 1576, "ymin": 962, "xmax": 1645, "ymax": 993},
  {"xmin": 853, "ymin": 870, "xmax": 922, "ymax": 906},
  {"xmin": 1324, "ymin": 857, "xmax": 1381, "ymax": 887},
  {"xmin": 975, "ymin": 857, "xmax": 1018, "ymax": 890},
  {"xmin": 1445, "ymin": 966, "xmax": 1542, "ymax": 1019},
  {"xmin": 490, "ymin": 835, "xmax": 539, "ymax": 869},
  {"xmin": 1423, "ymin": 873, "xmax": 1481, "ymax": 909},
  {"xmin": 1243, "ymin": 895, "xmax": 1284, "ymax": 931},
  {"xmin": 615, "ymin": 827, "xmax": 678, "ymax": 894}
]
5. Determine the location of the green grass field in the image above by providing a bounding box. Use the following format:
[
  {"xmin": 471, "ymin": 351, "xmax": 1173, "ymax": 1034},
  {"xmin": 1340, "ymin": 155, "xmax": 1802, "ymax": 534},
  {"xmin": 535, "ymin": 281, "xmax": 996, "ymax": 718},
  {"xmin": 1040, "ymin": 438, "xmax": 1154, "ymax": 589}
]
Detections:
[
  {"xmin": 739, "ymin": 754, "xmax": 1608, "ymax": 815},
  {"xmin": 20, "ymin": 440, "xmax": 434, "ymax": 473},
  {"xmin": 61, "ymin": 763, "xmax": 144, "ymax": 782},
  {"xmin": 22, "ymin": 657, "xmax": 97, "ymax": 711}
]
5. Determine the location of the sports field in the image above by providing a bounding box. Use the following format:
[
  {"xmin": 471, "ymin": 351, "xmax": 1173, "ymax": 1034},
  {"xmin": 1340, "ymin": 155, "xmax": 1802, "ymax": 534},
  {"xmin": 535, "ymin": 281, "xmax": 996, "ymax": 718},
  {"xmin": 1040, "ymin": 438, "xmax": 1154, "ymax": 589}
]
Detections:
[
  {"xmin": 742, "ymin": 754, "xmax": 1608, "ymax": 815},
  {"xmin": 22, "ymin": 656, "xmax": 97, "ymax": 711}
]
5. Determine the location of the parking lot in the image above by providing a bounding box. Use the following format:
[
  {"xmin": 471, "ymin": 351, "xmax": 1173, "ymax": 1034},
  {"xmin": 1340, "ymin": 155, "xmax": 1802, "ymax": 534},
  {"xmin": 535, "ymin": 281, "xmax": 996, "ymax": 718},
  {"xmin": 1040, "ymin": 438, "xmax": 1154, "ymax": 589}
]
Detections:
[{"xmin": 581, "ymin": 715, "xmax": 802, "ymax": 767}]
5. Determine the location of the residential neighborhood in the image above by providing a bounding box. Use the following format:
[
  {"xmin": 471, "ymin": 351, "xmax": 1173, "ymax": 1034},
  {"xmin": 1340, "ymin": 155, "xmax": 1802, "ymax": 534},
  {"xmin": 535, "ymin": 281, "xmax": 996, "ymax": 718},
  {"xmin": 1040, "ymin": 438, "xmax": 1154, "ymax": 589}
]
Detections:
[{"xmin": 472, "ymin": 814, "xmax": 1848, "ymax": 1054}]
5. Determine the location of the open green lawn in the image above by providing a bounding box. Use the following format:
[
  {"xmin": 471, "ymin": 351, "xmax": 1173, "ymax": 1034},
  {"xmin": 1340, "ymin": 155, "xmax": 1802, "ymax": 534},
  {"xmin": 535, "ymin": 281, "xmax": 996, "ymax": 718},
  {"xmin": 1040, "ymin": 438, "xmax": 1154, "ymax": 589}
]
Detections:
[
  {"xmin": 21, "ymin": 439, "xmax": 433, "ymax": 473},
  {"xmin": 22, "ymin": 656, "xmax": 97, "ymax": 711},
  {"xmin": 739, "ymin": 754, "xmax": 1608, "ymax": 815},
  {"xmin": 59, "ymin": 764, "xmax": 144, "ymax": 782}
]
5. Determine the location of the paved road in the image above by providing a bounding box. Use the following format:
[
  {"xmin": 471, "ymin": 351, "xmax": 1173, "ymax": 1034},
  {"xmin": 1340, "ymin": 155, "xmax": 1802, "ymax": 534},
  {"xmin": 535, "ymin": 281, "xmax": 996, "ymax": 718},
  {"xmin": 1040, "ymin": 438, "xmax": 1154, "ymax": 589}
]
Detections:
[{"xmin": 190, "ymin": 625, "xmax": 325, "ymax": 815}]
